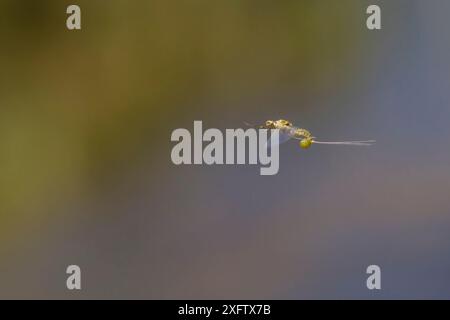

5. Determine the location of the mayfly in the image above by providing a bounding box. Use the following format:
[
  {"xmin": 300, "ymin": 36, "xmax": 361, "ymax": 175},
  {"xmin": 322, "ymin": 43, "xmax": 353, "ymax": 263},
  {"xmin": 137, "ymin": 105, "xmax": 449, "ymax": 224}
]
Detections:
[{"xmin": 245, "ymin": 119, "xmax": 375, "ymax": 149}]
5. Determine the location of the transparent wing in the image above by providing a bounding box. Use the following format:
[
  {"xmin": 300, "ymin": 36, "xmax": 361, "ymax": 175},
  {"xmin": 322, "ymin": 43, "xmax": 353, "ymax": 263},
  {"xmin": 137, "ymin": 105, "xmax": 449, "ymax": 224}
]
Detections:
[{"xmin": 266, "ymin": 127, "xmax": 297, "ymax": 149}]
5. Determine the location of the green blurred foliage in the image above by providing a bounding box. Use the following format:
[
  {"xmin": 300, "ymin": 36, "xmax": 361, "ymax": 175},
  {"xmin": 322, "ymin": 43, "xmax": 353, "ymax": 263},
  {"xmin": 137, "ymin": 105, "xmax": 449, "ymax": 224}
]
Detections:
[{"xmin": 0, "ymin": 1, "xmax": 366, "ymax": 237}]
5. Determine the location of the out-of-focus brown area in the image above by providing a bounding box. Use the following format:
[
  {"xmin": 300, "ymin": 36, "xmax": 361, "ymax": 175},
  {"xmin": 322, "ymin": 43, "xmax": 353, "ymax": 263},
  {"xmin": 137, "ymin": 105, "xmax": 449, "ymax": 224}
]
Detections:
[{"xmin": 0, "ymin": 0, "xmax": 367, "ymax": 242}]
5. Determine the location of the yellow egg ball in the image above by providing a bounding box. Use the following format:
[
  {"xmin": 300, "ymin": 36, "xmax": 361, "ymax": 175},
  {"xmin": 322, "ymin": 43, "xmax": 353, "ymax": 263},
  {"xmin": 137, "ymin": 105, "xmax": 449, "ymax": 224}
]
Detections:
[{"xmin": 300, "ymin": 139, "xmax": 312, "ymax": 149}]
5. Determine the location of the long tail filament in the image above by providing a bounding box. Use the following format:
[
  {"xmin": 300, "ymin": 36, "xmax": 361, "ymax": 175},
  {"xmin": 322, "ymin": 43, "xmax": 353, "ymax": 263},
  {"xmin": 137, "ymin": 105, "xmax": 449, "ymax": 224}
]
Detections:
[{"xmin": 312, "ymin": 140, "xmax": 375, "ymax": 146}]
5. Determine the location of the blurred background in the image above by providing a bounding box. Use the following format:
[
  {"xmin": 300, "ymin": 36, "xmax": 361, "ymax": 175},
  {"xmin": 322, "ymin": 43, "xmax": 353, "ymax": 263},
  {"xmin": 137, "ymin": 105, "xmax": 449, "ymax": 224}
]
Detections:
[{"xmin": 1, "ymin": 0, "xmax": 450, "ymax": 299}]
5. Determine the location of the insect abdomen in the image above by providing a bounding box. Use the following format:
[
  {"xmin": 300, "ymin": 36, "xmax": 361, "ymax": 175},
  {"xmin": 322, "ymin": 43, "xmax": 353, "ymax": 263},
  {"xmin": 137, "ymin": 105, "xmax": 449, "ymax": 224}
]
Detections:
[{"xmin": 295, "ymin": 128, "xmax": 312, "ymax": 139}]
